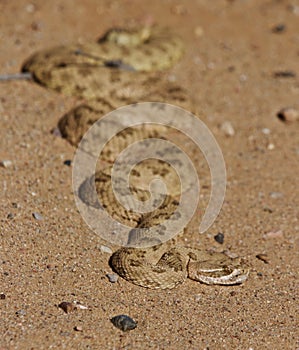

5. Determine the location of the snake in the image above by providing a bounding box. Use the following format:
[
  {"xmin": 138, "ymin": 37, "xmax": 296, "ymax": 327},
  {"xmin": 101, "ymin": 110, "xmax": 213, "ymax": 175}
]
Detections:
[{"xmin": 22, "ymin": 26, "xmax": 249, "ymax": 289}]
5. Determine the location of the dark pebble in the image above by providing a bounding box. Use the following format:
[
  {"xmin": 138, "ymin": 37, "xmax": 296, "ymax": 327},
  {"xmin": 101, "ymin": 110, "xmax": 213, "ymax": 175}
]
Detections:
[
  {"xmin": 58, "ymin": 301, "xmax": 76, "ymax": 313},
  {"xmin": 273, "ymin": 70, "xmax": 296, "ymax": 78},
  {"xmin": 7, "ymin": 213, "xmax": 14, "ymax": 219},
  {"xmin": 256, "ymin": 253, "xmax": 270, "ymax": 264},
  {"xmin": 110, "ymin": 314, "xmax": 137, "ymax": 332},
  {"xmin": 0, "ymin": 293, "xmax": 6, "ymax": 299},
  {"xmin": 272, "ymin": 24, "xmax": 286, "ymax": 33},
  {"xmin": 63, "ymin": 160, "xmax": 72, "ymax": 166},
  {"xmin": 214, "ymin": 232, "xmax": 224, "ymax": 244}
]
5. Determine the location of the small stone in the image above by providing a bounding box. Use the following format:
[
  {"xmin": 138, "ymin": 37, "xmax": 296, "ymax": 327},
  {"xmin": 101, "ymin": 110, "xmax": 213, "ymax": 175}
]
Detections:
[
  {"xmin": 26, "ymin": 3, "xmax": 36, "ymax": 13},
  {"xmin": 261, "ymin": 128, "xmax": 271, "ymax": 135},
  {"xmin": 111, "ymin": 314, "xmax": 137, "ymax": 332},
  {"xmin": 74, "ymin": 325, "xmax": 83, "ymax": 332},
  {"xmin": 263, "ymin": 206, "xmax": 273, "ymax": 213},
  {"xmin": 271, "ymin": 23, "xmax": 286, "ymax": 33},
  {"xmin": 0, "ymin": 293, "xmax": 6, "ymax": 299},
  {"xmin": 269, "ymin": 191, "xmax": 283, "ymax": 199},
  {"xmin": 32, "ymin": 212, "xmax": 43, "ymax": 220},
  {"xmin": 256, "ymin": 253, "xmax": 270, "ymax": 264},
  {"xmin": 277, "ymin": 107, "xmax": 299, "ymax": 123},
  {"xmin": 214, "ymin": 232, "xmax": 224, "ymax": 244},
  {"xmin": 263, "ymin": 230, "xmax": 284, "ymax": 239},
  {"xmin": 220, "ymin": 121, "xmax": 235, "ymax": 136},
  {"xmin": 0, "ymin": 160, "xmax": 12, "ymax": 168},
  {"xmin": 239, "ymin": 74, "xmax": 247, "ymax": 82},
  {"xmin": 267, "ymin": 143, "xmax": 275, "ymax": 150},
  {"xmin": 106, "ymin": 273, "xmax": 118, "ymax": 283},
  {"xmin": 194, "ymin": 26, "xmax": 204, "ymax": 37},
  {"xmin": 7, "ymin": 213, "xmax": 14, "ymax": 219},
  {"xmin": 16, "ymin": 309, "xmax": 26, "ymax": 316},
  {"xmin": 12, "ymin": 202, "xmax": 20, "ymax": 208},
  {"xmin": 100, "ymin": 245, "xmax": 112, "ymax": 254},
  {"xmin": 63, "ymin": 160, "xmax": 72, "ymax": 166},
  {"xmin": 51, "ymin": 127, "xmax": 62, "ymax": 137},
  {"xmin": 273, "ymin": 70, "xmax": 296, "ymax": 78},
  {"xmin": 58, "ymin": 301, "xmax": 76, "ymax": 314}
]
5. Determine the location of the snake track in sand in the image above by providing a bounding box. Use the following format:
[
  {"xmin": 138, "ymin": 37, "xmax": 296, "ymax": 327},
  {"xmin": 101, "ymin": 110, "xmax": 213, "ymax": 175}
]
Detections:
[{"xmin": 22, "ymin": 27, "xmax": 249, "ymax": 289}]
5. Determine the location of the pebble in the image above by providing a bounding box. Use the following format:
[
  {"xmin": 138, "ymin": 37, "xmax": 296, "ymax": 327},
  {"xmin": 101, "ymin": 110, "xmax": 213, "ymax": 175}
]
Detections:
[
  {"xmin": 0, "ymin": 293, "xmax": 6, "ymax": 299},
  {"xmin": 273, "ymin": 70, "xmax": 296, "ymax": 78},
  {"xmin": 269, "ymin": 191, "xmax": 283, "ymax": 199},
  {"xmin": 7, "ymin": 213, "xmax": 14, "ymax": 219},
  {"xmin": 220, "ymin": 121, "xmax": 235, "ymax": 137},
  {"xmin": 263, "ymin": 230, "xmax": 284, "ymax": 239},
  {"xmin": 100, "ymin": 245, "xmax": 112, "ymax": 254},
  {"xmin": 26, "ymin": 3, "xmax": 36, "ymax": 13},
  {"xmin": 214, "ymin": 232, "xmax": 224, "ymax": 244},
  {"xmin": 277, "ymin": 107, "xmax": 299, "ymax": 123},
  {"xmin": 0, "ymin": 160, "xmax": 12, "ymax": 168},
  {"xmin": 261, "ymin": 128, "xmax": 271, "ymax": 135},
  {"xmin": 111, "ymin": 314, "xmax": 137, "ymax": 332},
  {"xmin": 271, "ymin": 23, "xmax": 286, "ymax": 33},
  {"xmin": 267, "ymin": 143, "xmax": 275, "ymax": 150},
  {"xmin": 51, "ymin": 127, "xmax": 62, "ymax": 137},
  {"xmin": 256, "ymin": 253, "xmax": 270, "ymax": 264},
  {"xmin": 58, "ymin": 301, "xmax": 76, "ymax": 314},
  {"xmin": 16, "ymin": 309, "xmax": 26, "ymax": 316},
  {"xmin": 74, "ymin": 325, "xmax": 83, "ymax": 332},
  {"xmin": 32, "ymin": 212, "xmax": 43, "ymax": 220},
  {"xmin": 63, "ymin": 160, "xmax": 72, "ymax": 166},
  {"xmin": 106, "ymin": 273, "xmax": 118, "ymax": 283}
]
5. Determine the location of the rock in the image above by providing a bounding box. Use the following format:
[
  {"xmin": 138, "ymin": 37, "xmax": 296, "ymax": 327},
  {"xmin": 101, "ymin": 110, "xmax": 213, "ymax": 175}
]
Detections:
[
  {"xmin": 261, "ymin": 128, "xmax": 271, "ymax": 135},
  {"xmin": 32, "ymin": 212, "xmax": 43, "ymax": 220},
  {"xmin": 277, "ymin": 107, "xmax": 299, "ymax": 123},
  {"xmin": 0, "ymin": 293, "xmax": 6, "ymax": 299},
  {"xmin": 271, "ymin": 24, "xmax": 286, "ymax": 33},
  {"xmin": 256, "ymin": 253, "xmax": 270, "ymax": 264},
  {"xmin": 74, "ymin": 325, "xmax": 83, "ymax": 332},
  {"xmin": 58, "ymin": 301, "xmax": 76, "ymax": 313},
  {"xmin": 16, "ymin": 309, "xmax": 26, "ymax": 316},
  {"xmin": 214, "ymin": 232, "xmax": 224, "ymax": 244},
  {"xmin": 63, "ymin": 160, "xmax": 72, "ymax": 166},
  {"xmin": 110, "ymin": 314, "xmax": 137, "ymax": 332},
  {"xmin": 100, "ymin": 245, "xmax": 113, "ymax": 254},
  {"xmin": 220, "ymin": 121, "xmax": 235, "ymax": 137},
  {"xmin": 0, "ymin": 160, "xmax": 12, "ymax": 168},
  {"xmin": 267, "ymin": 143, "xmax": 275, "ymax": 150},
  {"xmin": 106, "ymin": 273, "xmax": 118, "ymax": 283},
  {"xmin": 269, "ymin": 191, "xmax": 283, "ymax": 199},
  {"xmin": 263, "ymin": 230, "xmax": 284, "ymax": 239},
  {"xmin": 273, "ymin": 70, "xmax": 296, "ymax": 78}
]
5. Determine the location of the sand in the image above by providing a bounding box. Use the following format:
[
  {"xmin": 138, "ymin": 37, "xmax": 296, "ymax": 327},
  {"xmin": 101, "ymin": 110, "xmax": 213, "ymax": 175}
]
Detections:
[{"xmin": 0, "ymin": 0, "xmax": 298, "ymax": 349}]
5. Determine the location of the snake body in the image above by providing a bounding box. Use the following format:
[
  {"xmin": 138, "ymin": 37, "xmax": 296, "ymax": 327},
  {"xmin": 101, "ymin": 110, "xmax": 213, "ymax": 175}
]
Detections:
[{"xmin": 22, "ymin": 27, "xmax": 249, "ymax": 289}]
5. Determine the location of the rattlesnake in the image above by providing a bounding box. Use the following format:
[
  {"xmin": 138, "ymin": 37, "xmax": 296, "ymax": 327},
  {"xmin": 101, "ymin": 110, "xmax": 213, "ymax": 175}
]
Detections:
[{"xmin": 22, "ymin": 27, "xmax": 249, "ymax": 289}]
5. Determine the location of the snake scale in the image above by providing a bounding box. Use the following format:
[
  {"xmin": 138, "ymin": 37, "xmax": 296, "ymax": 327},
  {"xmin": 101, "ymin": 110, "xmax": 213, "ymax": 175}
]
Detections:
[{"xmin": 22, "ymin": 26, "xmax": 249, "ymax": 289}]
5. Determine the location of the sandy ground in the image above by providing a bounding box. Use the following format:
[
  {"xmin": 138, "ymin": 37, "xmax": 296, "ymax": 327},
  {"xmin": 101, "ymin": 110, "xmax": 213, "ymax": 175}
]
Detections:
[{"xmin": 0, "ymin": 0, "xmax": 298, "ymax": 349}]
